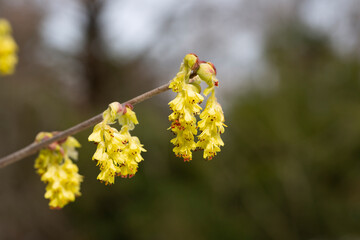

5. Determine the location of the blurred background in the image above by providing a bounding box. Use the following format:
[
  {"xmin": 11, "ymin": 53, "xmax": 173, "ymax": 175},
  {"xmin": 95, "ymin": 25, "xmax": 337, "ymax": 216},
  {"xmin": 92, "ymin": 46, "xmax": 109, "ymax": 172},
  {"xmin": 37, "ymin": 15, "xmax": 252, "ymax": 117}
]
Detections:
[{"xmin": 1, "ymin": 0, "xmax": 360, "ymax": 239}]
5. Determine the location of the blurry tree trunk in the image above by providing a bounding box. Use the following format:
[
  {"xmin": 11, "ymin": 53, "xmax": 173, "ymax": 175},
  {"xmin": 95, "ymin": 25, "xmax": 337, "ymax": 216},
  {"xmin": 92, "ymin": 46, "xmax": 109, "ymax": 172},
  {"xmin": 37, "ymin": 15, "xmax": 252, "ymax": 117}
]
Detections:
[{"xmin": 82, "ymin": 0, "xmax": 104, "ymax": 104}]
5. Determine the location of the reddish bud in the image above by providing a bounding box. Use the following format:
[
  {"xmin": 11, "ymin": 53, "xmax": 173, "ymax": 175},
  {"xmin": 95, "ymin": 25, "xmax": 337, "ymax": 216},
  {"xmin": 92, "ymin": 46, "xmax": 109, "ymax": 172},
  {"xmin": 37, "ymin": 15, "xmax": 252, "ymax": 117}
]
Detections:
[
  {"xmin": 207, "ymin": 62, "xmax": 217, "ymax": 75},
  {"xmin": 57, "ymin": 137, "xmax": 68, "ymax": 144},
  {"xmin": 125, "ymin": 103, "xmax": 134, "ymax": 110},
  {"xmin": 48, "ymin": 142, "xmax": 58, "ymax": 151},
  {"xmin": 59, "ymin": 147, "xmax": 65, "ymax": 156},
  {"xmin": 116, "ymin": 103, "xmax": 124, "ymax": 113},
  {"xmin": 188, "ymin": 53, "xmax": 198, "ymax": 58},
  {"xmin": 184, "ymin": 53, "xmax": 199, "ymax": 70}
]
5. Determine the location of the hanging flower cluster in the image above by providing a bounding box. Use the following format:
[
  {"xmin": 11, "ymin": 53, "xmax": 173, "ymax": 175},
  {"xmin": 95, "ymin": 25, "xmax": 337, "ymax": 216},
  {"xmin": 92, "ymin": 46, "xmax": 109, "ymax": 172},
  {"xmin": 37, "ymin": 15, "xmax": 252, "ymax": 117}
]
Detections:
[
  {"xmin": 34, "ymin": 132, "xmax": 82, "ymax": 209},
  {"xmin": 196, "ymin": 62, "xmax": 226, "ymax": 160},
  {"xmin": 88, "ymin": 102, "xmax": 146, "ymax": 185},
  {"xmin": 0, "ymin": 19, "xmax": 18, "ymax": 75},
  {"xmin": 168, "ymin": 53, "xmax": 203, "ymax": 161},
  {"xmin": 169, "ymin": 55, "xmax": 226, "ymax": 161}
]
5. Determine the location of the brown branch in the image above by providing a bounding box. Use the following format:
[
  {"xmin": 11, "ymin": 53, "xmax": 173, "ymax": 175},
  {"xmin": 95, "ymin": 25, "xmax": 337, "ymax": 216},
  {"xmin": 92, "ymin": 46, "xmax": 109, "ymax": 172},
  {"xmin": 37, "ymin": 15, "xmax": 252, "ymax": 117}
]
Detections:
[{"xmin": 0, "ymin": 83, "xmax": 170, "ymax": 168}]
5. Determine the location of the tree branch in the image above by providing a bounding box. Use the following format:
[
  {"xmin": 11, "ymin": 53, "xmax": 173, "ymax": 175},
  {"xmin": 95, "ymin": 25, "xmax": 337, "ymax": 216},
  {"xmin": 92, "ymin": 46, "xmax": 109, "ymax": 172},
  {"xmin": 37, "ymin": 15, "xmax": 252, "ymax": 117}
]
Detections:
[{"xmin": 0, "ymin": 83, "xmax": 170, "ymax": 168}]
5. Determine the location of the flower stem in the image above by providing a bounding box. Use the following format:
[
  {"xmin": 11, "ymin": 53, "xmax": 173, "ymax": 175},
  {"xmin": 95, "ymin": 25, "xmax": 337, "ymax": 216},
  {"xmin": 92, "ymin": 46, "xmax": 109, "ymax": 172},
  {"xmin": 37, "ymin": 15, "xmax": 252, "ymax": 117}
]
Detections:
[{"xmin": 0, "ymin": 83, "xmax": 170, "ymax": 168}]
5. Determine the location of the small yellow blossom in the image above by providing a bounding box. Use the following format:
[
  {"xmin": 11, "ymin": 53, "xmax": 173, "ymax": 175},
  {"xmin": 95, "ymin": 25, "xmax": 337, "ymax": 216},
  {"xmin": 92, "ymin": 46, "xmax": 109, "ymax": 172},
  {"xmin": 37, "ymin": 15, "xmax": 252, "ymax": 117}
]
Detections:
[
  {"xmin": 117, "ymin": 126, "xmax": 146, "ymax": 177},
  {"xmin": 0, "ymin": 19, "xmax": 18, "ymax": 75},
  {"xmin": 169, "ymin": 53, "xmax": 199, "ymax": 92},
  {"xmin": 197, "ymin": 91, "xmax": 226, "ymax": 160},
  {"xmin": 42, "ymin": 158, "xmax": 82, "ymax": 209},
  {"xmin": 89, "ymin": 102, "xmax": 146, "ymax": 185},
  {"xmin": 118, "ymin": 106, "xmax": 138, "ymax": 130},
  {"xmin": 34, "ymin": 132, "xmax": 82, "ymax": 209},
  {"xmin": 196, "ymin": 62, "xmax": 226, "ymax": 160},
  {"xmin": 169, "ymin": 55, "xmax": 204, "ymax": 161},
  {"xmin": 168, "ymin": 84, "xmax": 203, "ymax": 161}
]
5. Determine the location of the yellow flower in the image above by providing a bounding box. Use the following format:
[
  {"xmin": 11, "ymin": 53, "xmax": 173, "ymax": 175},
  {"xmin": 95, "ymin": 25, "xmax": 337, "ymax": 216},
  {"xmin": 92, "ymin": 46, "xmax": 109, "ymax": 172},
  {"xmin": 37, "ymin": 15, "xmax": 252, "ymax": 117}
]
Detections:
[
  {"xmin": 89, "ymin": 102, "xmax": 146, "ymax": 184},
  {"xmin": 34, "ymin": 132, "xmax": 83, "ymax": 209},
  {"xmin": 103, "ymin": 101, "xmax": 123, "ymax": 123},
  {"xmin": 197, "ymin": 91, "xmax": 226, "ymax": 160},
  {"xmin": 169, "ymin": 53, "xmax": 199, "ymax": 92},
  {"xmin": 88, "ymin": 122, "xmax": 104, "ymax": 143},
  {"xmin": 62, "ymin": 136, "xmax": 81, "ymax": 160},
  {"xmin": 34, "ymin": 149, "xmax": 54, "ymax": 175},
  {"xmin": 42, "ymin": 159, "xmax": 82, "ymax": 209},
  {"xmin": 118, "ymin": 107, "xmax": 138, "ymax": 130},
  {"xmin": 117, "ymin": 127, "xmax": 146, "ymax": 178},
  {"xmin": 0, "ymin": 19, "xmax": 18, "ymax": 75},
  {"xmin": 169, "ymin": 81, "xmax": 204, "ymax": 161},
  {"xmin": 0, "ymin": 19, "xmax": 11, "ymax": 35}
]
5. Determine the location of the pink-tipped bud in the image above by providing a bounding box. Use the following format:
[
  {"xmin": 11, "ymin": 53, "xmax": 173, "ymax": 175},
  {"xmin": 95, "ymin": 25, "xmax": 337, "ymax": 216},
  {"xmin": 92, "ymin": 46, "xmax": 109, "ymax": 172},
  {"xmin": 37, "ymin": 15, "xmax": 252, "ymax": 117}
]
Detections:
[
  {"xmin": 59, "ymin": 147, "xmax": 65, "ymax": 156},
  {"xmin": 109, "ymin": 102, "xmax": 123, "ymax": 113},
  {"xmin": 184, "ymin": 53, "xmax": 199, "ymax": 70},
  {"xmin": 57, "ymin": 137, "xmax": 68, "ymax": 145},
  {"xmin": 207, "ymin": 62, "xmax": 217, "ymax": 75},
  {"xmin": 196, "ymin": 62, "xmax": 218, "ymax": 87},
  {"xmin": 125, "ymin": 103, "xmax": 134, "ymax": 110},
  {"xmin": 48, "ymin": 142, "xmax": 58, "ymax": 151},
  {"xmin": 188, "ymin": 53, "xmax": 198, "ymax": 58},
  {"xmin": 117, "ymin": 104, "xmax": 124, "ymax": 113},
  {"xmin": 35, "ymin": 132, "xmax": 53, "ymax": 142}
]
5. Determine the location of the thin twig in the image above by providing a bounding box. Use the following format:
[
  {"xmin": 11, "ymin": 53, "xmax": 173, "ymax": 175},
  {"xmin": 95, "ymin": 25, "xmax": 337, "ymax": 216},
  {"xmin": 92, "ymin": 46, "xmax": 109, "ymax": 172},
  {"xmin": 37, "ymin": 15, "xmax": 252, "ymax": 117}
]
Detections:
[{"xmin": 0, "ymin": 83, "xmax": 170, "ymax": 168}]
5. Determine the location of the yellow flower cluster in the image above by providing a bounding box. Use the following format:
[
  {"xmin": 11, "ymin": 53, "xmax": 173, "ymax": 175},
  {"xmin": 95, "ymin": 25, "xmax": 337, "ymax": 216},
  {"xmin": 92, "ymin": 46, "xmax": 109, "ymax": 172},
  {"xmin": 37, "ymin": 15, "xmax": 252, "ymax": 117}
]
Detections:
[
  {"xmin": 196, "ymin": 62, "xmax": 226, "ymax": 160},
  {"xmin": 169, "ymin": 54, "xmax": 204, "ymax": 161},
  {"xmin": 34, "ymin": 132, "xmax": 82, "ymax": 209},
  {"xmin": 197, "ymin": 91, "xmax": 225, "ymax": 160},
  {"xmin": 169, "ymin": 55, "xmax": 226, "ymax": 161},
  {"xmin": 0, "ymin": 19, "xmax": 18, "ymax": 75},
  {"xmin": 88, "ymin": 102, "xmax": 146, "ymax": 185}
]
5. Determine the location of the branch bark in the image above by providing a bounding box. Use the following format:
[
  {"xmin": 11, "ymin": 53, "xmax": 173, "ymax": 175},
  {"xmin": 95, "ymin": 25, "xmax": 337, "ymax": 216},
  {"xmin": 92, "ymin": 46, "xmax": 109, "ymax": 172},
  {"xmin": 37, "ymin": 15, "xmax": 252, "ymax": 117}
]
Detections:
[{"xmin": 0, "ymin": 83, "xmax": 170, "ymax": 168}]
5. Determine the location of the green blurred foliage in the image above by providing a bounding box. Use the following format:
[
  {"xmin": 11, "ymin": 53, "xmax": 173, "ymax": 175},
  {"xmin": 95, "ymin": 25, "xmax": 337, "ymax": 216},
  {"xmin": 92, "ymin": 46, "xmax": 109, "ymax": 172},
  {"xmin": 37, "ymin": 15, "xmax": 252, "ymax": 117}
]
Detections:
[{"xmin": 220, "ymin": 25, "xmax": 360, "ymax": 239}]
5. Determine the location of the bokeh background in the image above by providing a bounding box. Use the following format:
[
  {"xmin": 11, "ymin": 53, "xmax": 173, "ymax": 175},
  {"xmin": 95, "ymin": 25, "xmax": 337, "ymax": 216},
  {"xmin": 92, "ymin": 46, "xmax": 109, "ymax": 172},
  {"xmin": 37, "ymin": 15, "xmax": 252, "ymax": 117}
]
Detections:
[{"xmin": 1, "ymin": 0, "xmax": 360, "ymax": 239}]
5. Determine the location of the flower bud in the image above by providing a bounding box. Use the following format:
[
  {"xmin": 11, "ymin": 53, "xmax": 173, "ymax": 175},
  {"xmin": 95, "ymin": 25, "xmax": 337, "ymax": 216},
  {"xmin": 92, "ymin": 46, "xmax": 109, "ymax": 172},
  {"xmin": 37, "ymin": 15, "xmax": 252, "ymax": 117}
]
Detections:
[
  {"xmin": 197, "ymin": 62, "xmax": 219, "ymax": 96},
  {"xmin": 183, "ymin": 53, "xmax": 199, "ymax": 70},
  {"xmin": 109, "ymin": 101, "xmax": 123, "ymax": 113},
  {"xmin": 197, "ymin": 62, "xmax": 217, "ymax": 84}
]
